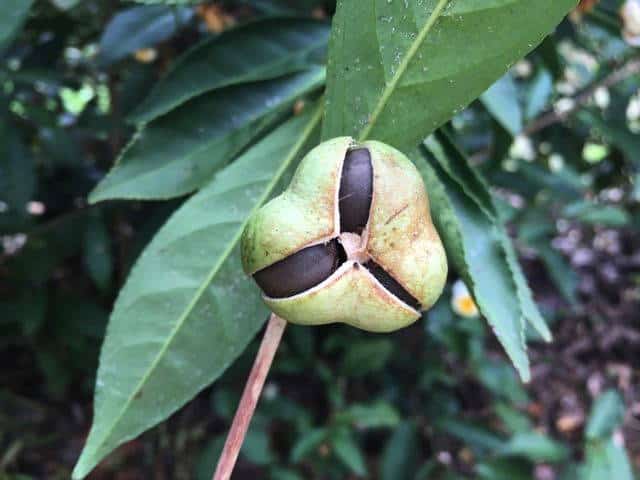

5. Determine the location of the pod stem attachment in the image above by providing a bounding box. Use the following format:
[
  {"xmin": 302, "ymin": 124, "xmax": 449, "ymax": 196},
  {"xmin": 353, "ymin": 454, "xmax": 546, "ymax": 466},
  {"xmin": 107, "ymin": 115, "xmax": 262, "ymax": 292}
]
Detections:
[{"xmin": 212, "ymin": 313, "xmax": 287, "ymax": 480}]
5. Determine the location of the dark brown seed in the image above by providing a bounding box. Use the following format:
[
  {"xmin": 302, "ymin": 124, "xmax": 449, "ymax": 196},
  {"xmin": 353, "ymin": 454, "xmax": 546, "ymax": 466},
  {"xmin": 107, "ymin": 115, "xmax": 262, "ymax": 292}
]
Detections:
[
  {"xmin": 339, "ymin": 148, "xmax": 373, "ymax": 234},
  {"xmin": 253, "ymin": 240, "xmax": 344, "ymax": 298},
  {"xmin": 364, "ymin": 261, "xmax": 421, "ymax": 311}
]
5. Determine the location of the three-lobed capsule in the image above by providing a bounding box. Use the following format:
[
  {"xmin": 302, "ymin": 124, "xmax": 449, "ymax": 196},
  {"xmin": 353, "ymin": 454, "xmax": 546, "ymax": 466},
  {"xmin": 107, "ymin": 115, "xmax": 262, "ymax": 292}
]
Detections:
[{"xmin": 241, "ymin": 137, "xmax": 447, "ymax": 332}]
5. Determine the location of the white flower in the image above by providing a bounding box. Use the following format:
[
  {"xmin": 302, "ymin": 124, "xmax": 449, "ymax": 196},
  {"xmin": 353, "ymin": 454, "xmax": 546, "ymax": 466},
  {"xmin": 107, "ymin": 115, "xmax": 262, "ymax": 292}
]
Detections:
[
  {"xmin": 451, "ymin": 280, "xmax": 479, "ymax": 318},
  {"xmin": 554, "ymin": 97, "xmax": 576, "ymax": 116},
  {"xmin": 593, "ymin": 87, "xmax": 610, "ymax": 109},
  {"xmin": 627, "ymin": 92, "xmax": 640, "ymax": 133},
  {"xmin": 26, "ymin": 201, "xmax": 46, "ymax": 215},
  {"xmin": 2, "ymin": 233, "xmax": 27, "ymax": 256},
  {"xmin": 510, "ymin": 135, "xmax": 536, "ymax": 161},
  {"xmin": 627, "ymin": 93, "xmax": 640, "ymax": 122},
  {"xmin": 549, "ymin": 153, "xmax": 565, "ymax": 172},
  {"xmin": 621, "ymin": 0, "xmax": 640, "ymax": 46},
  {"xmin": 513, "ymin": 60, "xmax": 533, "ymax": 78}
]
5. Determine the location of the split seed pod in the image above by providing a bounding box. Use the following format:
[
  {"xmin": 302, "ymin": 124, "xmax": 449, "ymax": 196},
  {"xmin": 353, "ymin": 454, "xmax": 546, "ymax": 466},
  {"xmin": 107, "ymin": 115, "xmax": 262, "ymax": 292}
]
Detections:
[{"xmin": 241, "ymin": 137, "xmax": 448, "ymax": 332}]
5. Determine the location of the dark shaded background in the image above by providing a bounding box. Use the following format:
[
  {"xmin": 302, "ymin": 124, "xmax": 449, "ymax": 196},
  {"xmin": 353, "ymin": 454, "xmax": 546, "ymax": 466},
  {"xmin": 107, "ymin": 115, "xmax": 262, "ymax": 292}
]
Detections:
[{"xmin": 1, "ymin": 0, "xmax": 639, "ymax": 478}]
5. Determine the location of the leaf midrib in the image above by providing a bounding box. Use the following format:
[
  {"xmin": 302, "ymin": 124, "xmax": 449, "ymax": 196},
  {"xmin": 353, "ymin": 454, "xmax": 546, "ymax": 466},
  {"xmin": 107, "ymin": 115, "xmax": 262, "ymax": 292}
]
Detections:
[
  {"xmin": 358, "ymin": 0, "xmax": 450, "ymax": 141},
  {"xmin": 79, "ymin": 105, "xmax": 323, "ymax": 471}
]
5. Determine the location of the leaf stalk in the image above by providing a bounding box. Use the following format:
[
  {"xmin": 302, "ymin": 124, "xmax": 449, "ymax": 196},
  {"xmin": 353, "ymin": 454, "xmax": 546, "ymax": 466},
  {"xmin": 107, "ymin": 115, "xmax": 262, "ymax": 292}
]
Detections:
[{"xmin": 212, "ymin": 313, "xmax": 287, "ymax": 480}]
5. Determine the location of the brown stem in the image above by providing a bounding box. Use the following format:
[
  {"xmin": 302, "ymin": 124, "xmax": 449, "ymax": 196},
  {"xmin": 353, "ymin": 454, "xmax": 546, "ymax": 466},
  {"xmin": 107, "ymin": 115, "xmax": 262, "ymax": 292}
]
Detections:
[
  {"xmin": 523, "ymin": 58, "xmax": 640, "ymax": 136},
  {"xmin": 212, "ymin": 313, "xmax": 287, "ymax": 480}
]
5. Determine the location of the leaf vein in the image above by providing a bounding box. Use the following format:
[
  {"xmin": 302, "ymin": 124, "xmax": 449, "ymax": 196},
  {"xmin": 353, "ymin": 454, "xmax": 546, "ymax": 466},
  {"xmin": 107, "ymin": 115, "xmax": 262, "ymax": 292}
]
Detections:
[
  {"xmin": 84, "ymin": 105, "xmax": 323, "ymax": 462},
  {"xmin": 358, "ymin": 0, "xmax": 450, "ymax": 141}
]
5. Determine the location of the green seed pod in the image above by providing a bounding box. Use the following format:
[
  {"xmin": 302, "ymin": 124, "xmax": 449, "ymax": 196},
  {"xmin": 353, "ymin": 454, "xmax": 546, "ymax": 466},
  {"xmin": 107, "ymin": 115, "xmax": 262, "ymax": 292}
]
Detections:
[{"xmin": 241, "ymin": 137, "xmax": 448, "ymax": 333}]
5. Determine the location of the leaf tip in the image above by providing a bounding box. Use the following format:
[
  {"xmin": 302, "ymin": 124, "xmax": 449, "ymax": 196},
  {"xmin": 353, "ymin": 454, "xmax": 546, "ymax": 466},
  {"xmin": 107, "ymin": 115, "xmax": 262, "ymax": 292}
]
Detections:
[
  {"xmin": 87, "ymin": 188, "xmax": 106, "ymax": 205},
  {"xmin": 519, "ymin": 367, "xmax": 532, "ymax": 384},
  {"xmin": 71, "ymin": 449, "xmax": 95, "ymax": 480}
]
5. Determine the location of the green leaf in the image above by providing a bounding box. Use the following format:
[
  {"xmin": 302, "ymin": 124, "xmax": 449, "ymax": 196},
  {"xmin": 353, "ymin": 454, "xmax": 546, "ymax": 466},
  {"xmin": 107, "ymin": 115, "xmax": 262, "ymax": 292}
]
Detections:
[
  {"xmin": 49, "ymin": 0, "xmax": 82, "ymax": 10},
  {"xmin": 0, "ymin": 292, "xmax": 46, "ymax": 336},
  {"xmin": 72, "ymin": 107, "xmax": 323, "ymax": 479},
  {"xmin": 417, "ymin": 145, "xmax": 530, "ymax": 380},
  {"xmin": 83, "ymin": 211, "xmax": 113, "ymax": 293},
  {"xmin": 332, "ymin": 429, "xmax": 367, "ymax": 476},
  {"xmin": 322, "ymin": 0, "xmax": 576, "ymax": 150},
  {"xmin": 98, "ymin": 5, "xmax": 194, "ymax": 66},
  {"xmin": 242, "ymin": 425, "xmax": 273, "ymax": 465},
  {"xmin": 586, "ymin": 390, "xmax": 625, "ymax": 441},
  {"xmin": 475, "ymin": 360, "xmax": 528, "ymax": 405},
  {"xmin": 476, "ymin": 459, "xmax": 532, "ymax": 480},
  {"xmin": 425, "ymin": 132, "xmax": 497, "ymax": 220},
  {"xmin": 246, "ymin": 0, "xmax": 324, "ymax": 15},
  {"xmin": 499, "ymin": 432, "xmax": 568, "ymax": 462},
  {"xmin": 270, "ymin": 468, "xmax": 304, "ymax": 480},
  {"xmin": 525, "ymin": 69, "xmax": 553, "ymax": 120},
  {"xmin": 480, "ymin": 73, "xmax": 523, "ymax": 136},
  {"xmin": 89, "ymin": 68, "xmax": 324, "ymax": 203},
  {"xmin": 194, "ymin": 435, "xmax": 225, "ymax": 480},
  {"xmin": 0, "ymin": 117, "xmax": 35, "ymax": 230},
  {"xmin": 380, "ymin": 422, "xmax": 419, "ymax": 480},
  {"xmin": 534, "ymin": 242, "xmax": 578, "ymax": 305},
  {"xmin": 494, "ymin": 403, "xmax": 533, "ymax": 434},
  {"xmin": 537, "ymin": 35, "xmax": 562, "ymax": 79},
  {"xmin": 492, "ymin": 163, "xmax": 585, "ymax": 202},
  {"xmin": 563, "ymin": 201, "xmax": 630, "ymax": 227},
  {"xmin": 437, "ymin": 419, "xmax": 504, "ymax": 453},
  {"xmin": 291, "ymin": 428, "xmax": 328, "ymax": 462},
  {"xmin": 414, "ymin": 460, "xmax": 442, "ymax": 480},
  {"xmin": 339, "ymin": 401, "xmax": 400, "ymax": 429},
  {"xmin": 0, "ymin": 0, "xmax": 34, "ymax": 54},
  {"xmin": 501, "ymin": 229, "xmax": 552, "ymax": 342},
  {"xmin": 130, "ymin": 18, "xmax": 329, "ymax": 124},
  {"xmin": 339, "ymin": 339, "xmax": 393, "ymax": 377},
  {"xmin": 5, "ymin": 214, "xmax": 86, "ymax": 284},
  {"xmin": 583, "ymin": 437, "xmax": 635, "ymax": 480},
  {"xmin": 130, "ymin": 0, "xmax": 199, "ymax": 4},
  {"xmin": 427, "ymin": 131, "xmax": 551, "ymax": 341}
]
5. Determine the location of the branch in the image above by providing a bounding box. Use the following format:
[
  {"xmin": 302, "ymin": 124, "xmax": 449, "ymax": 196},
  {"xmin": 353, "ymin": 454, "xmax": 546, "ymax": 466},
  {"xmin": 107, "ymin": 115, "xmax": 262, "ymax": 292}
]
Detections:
[
  {"xmin": 212, "ymin": 313, "xmax": 287, "ymax": 480},
  {"xmin": 523, "ymin": 58, "xmax": 640, "ymax": 136}
]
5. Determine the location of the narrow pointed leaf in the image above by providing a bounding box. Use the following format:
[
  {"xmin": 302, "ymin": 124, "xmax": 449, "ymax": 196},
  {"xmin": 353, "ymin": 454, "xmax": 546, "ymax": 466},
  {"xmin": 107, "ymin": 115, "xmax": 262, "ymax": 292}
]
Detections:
[
  {"xmin": 501, "ymin": 231, "xmax": 552, "ymax": 341},
  {"xmin": 415, "ymin": 148, "xmax": 530, "ymax": 381},
  {"xmin": 381, "ymin": 422, "xmax": 420, "ymax": 480},
  {"xmin": 586, "ymin": 390, "xmax": 625, "ymax": 440},
  {"xmin": 584, "ymin": 438, "xmax": 634, "ymax": 480},
  {"xmin": 89, "ymin": 68, "xmax": 324, "ymax": 203},
  {"xmin": 332, "ymin": 429, "xmax": 367, "ymax": 476},
  {"xmin": 99, "ymin": 5, "xmax": 194, "ymax": 66},
  {"xmin": 130, "ymin": 18, "xmax": 329, "ymax": 124},
  {"xmin": 72, "ymin": 107, "xmax": 323, "ymax": 479},
  {"xmin": 0, "ymin": 117, "xmax": 35, "ymax": 230},
  {"xmin": 83, "ymin": 211, "xmax": 113, "ymax": 293},
  {"xmin": 427, "ymin": 131, "xmax": 497, "ymax": 220},
  {"xmin": 427, "ymin": 132, "xmax": 551, "ymax": 341},
  {"xmin": 480, "ymin": 73, "xmax": 523, "ymax": 136},
  {"xmin": 0, "ymin": 0, "xmax": 34, "ymax": 55},
  {"xmin": 323, "ymin": 0, "xmax": 577, "ymax": 149}
]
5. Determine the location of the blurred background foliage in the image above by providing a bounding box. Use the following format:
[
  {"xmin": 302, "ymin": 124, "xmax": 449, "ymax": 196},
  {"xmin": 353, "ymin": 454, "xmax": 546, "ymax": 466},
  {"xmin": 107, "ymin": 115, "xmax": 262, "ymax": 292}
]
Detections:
[{"xmin": 0, "ymin": 0, "xmax": 639, "ymax": 478}]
